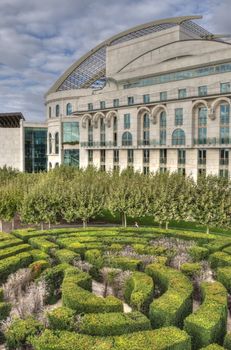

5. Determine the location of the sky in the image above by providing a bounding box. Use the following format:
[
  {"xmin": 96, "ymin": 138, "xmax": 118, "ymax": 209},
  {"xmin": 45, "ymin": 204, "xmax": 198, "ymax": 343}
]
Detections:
[{"xmin": 0, "ymin": 0, "xmax": 231, "ymax": 122}]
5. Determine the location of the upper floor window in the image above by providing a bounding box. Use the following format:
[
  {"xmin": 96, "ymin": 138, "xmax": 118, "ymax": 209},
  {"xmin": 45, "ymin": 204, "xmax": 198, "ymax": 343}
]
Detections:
[
  {"xmin": 175, "ymin": 108, "xmax": 183, "ymax": 126},
  {"xmin": 113, "ymin": 149, "xmax": 119, "ymax": 163},
  {"xmin": 49, "ymin": 106, "xmax": 52, "ymax": 118},
  {"xmin": 160, "ymin": 91, "xmax": 167, "ymax": 101},
  {"xmin": 220, "ymin": 149, "xmax": 229, "ymax": 166},
  {"xmin": 143, "ymin": 94, "xmax": 150, "ymax": 103},
  {"xmin": 66, "ymin": 103, "xmax": 72, "ymax": 116},
  {"xmin": 220, "ymin": 104, "xmax": 230, "ymax": 144},
  {"xmin": 124, "ymin": 113, "xmax": 130, "ymax": 129},
  {"xmin": 55, "ymin": 104, "xmax": 60, "ymax": 117},
  {"xmin": 178, "ymin": 88, "xmax": 187, "ymax": 99},
  {"xmin": 160, "ymin": 111, "xmax": 166, "ymax": 146},
  {"xmin": 198, "ymin": 149, "xmax": 206, "ymax": 165},
  {"xmin": 88, "ymin": 103, "xmax": 93, "ymax": 111},
  {"xmin": 178, "ymin": 149, "xmax": 186, "ymax": 165},
  {"xmin": 198, "ymin": 107, "xmax": 207, "ymax": 126},
  {"xmin": 100, "ymin": 101, "xmax": 106, "ymax": 109},
  {"xmin": 127, "ymin": 149, "xmax": 134, "ymax": 163},
  {"xmin": 220, "ymin": 82, "xmax": 231, "ymax": 94},
  {"xmin": 122, "ymin": 131, "xmax": 132, "ymax": 146},
  {"xmin": 128, "ymin": 96, "xmax": 134, "ymax": 105},
  {"xmin": 220, "ymin": 103, "xmax": 230, "ymax": 124},
  {"xmin": 143, "ymin": 113, "xmax": 150, "ymax": 129},
  {"xmin": 198, "ymin": 85, "xmax": 207, "ymax": 96},
  {"xmin": 49, "ymin": 133, "xmax": 52, "ymax": 154},
  {"xmin": 55, "ymin": 132, "xmax": 59, "ymax": 154},
  {"xmin": 113, "ymin": 99, "xmax": 119, "ymax": 108},
  {"xmin": 160, "ymin": 111, "xmax": 166, "ymax": 128},
  {"xmin": 172, "ymin": 128, "xmax": 185, "ymax": 145}
]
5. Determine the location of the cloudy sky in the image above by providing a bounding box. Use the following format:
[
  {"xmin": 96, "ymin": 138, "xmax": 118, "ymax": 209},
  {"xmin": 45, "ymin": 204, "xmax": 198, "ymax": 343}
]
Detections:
[{"xmin": 0, "ymin": 0, "xmax": 231, "ymax": 121}]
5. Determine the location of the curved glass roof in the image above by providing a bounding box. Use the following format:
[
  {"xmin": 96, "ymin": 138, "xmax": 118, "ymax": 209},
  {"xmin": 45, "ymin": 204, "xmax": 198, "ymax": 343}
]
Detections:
[{"xmin": 46, "ymin": 16, "xmax": 213, "ymax": 95}]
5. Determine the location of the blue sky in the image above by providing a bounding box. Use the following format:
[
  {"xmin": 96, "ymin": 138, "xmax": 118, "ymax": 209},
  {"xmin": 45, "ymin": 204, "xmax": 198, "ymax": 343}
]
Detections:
[{"xmin": 0, "ymin": 0, "xmax": 231, "ymax": 121}]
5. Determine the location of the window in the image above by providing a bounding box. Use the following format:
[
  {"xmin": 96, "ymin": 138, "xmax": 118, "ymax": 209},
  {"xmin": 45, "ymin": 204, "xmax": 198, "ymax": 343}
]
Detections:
[
  {"xmin": 178, "ymin": 88, "xmax": 187, "ymax": 99},
  {"xmin": 143, "ymin": 113, "xmax": 150, "ymax": 145},
  {"xmin": 88, "ymin": 103, "xmax": 93, "ymax": 111},
  {"xmin": 100, "ymin": 117, "xmax": 106, "ymax": 146},
  {"xmin": 175, "ymin": 108, "xmax": 183, "ymax": 126},
  {"xmin": 88, "ymin": 119, "xmax": 93, "ymax": 146},
  {"xmin": 88, "ymin": 150, "xmax": 93, "ymax": 163},
  {"xmin": 66, "ymin": 103, "xmax": 72, "ymax": 116},
  {"xmin": 127, "ymin": 149, "xmax": 134, "ymax": 163},
  {"xmin": 100, "ymin": 150, "xmax": 106, "ymax": 163},
  {"xmin": 220, "ymin": 149, "xmax": 229, "ymax": 165},
  {"xmin": 113, "ymin": 99, "xmax": 119, "ymax": 108},
  {"xmin": 24, "ymin": 127, "xmax": 47, "ymax": 173},
  {"xmin": 178, "ymin": 149, "xmax": 185, "ymax": 165},
  {"xmin": 55, "ymin": 132, "xmax": 59, "ymax": 154},
  {"xmin": 143, "ymin": 113, "xmax": 150, "ymax": 128},
  {"xmin": 178, "ymin": 168, "xmax": 185, "ymax": 176},
  {"xmin": 55, "ymin": 163, "xmax": 59, "ymax": 168},
  {"xmin": 63, "ymin": 149, "xmax": 79, "ymax": 167},
  {"xmin": 198, "ymin": 86, "xmax": 207, "ymax": 96},
  {"xmin": 160, "ymin": 149, "xmax": 167, "ymax": 164},
  {"xmin": 198, "ymin": 149, "xmax": 206, "ymax": 165},
  {"xmin": 160, "ymin": 91, "xmax": 167, "ymax": 101},
  {"xmin": 128, "ymin": 96, "xmax": 134, "ymax": 105},
  {"xmin": 143, "ymin": 166, "xmax": 149, "ymax": 175},
  {"xmin": 100, "ymin": 101, "xmax": 106, "ymax": 109},
  {"xmin": 49, "ymin": 133, "xmax": 52, "ymax": 154},
  {"xmin": 63, "ymin": 122, "xmax": 79, "ymax": 143},
  {"xmin": 198, "ymin": 107, "xmax": 207, "ymax": 144},
  {"xmin": 113, "ymin": 116, "xmax": 117, "ymax": 131},
  {"xmin": 198, "ymin": 168, "xmax": 206, "ymax": 176},
  {"xmin": 172, "ymin": 129, "xmax": 185, "ymax": 145},
  {"xmin": 124, "ymin": 113, "xmax": 130, "ymax": 129},
  {"xmin": 100, "ymin": 164, "xmax": 106, "ymax": 171},
  {"xmin": 49, "ymin": 162, "xmax": 52, "ymax": 170},
  {"xmin": 143, "ymin": 149, "xmax": 150, "ymax": 163},
  {"xmin": 113, "ymin": 116, "xmax": 117, "ymax": 146},
  {"xmin": 160, "ymin": 111, "xmax": 166, "ymax": 145},
  {"xmin": 143, "ymin": 94, "xmax": 150, "ymax": 103},
  {"xmin": 220, "ymin": 104, "xmax": 230, "ymax": 144},
  {"xmin": 113, "ymin": 150, "xmax": 119, "ymax": 163},
  {"xmin": 160, "ymin": 167, "xmax": 167, "ymax": 173},
  {"xmin": 122, "ymin": 132, "xmax": 132, "ymax": 146},
  {"xmin": 49, "ymin": 107, "xmax": 52, "ymax": 118},
  {"xmin": 220, "ymin": 82, "xmax": 231, "ymax": 94},
  {"xmin": 220, "ymin": 169, "xmax": 229, "ymax": 178},
  {"xmin": 55, "ymin": 105, "xmax": 60, "ymax": 117}
]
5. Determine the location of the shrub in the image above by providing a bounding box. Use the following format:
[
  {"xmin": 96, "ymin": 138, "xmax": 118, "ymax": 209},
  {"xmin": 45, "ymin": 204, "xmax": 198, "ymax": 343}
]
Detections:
[
  {"xmin": 145, "ymin": 263, "xmax": 193, "ymax": 328},
  {"xmin": 205, "ymin": 238, "xmax": 231, "ymax": 254},
  {"xmin": 0, "ymin": 252, "xmax": 33, "ymax": 284},
  {"xmin": 107, "ymin": 256, "xmax": 143, "ymax": 271},
  {"xmin": 29, "ymin": 237, "xmax": 58, "ymax": 253},
  {"xmin": 0, "ymin": 302, "xmax": 11, "ymax": 321},
  {"xmin": 180, "ymin": 262, "xmax": 201, "ymax": 278},
  {"xmin": 0, "ymin": 288, "xmax": 3, "ymax": 300},
  {"xmin": 189, "ymin": 246, "xmax": 209, "ymax": 262},
  {"xmin": 124, "ymin": 271, "xmax": 154, "ymax": 314},
  {"xmin": 217, "ymin": 266, "xmax": 231, "ymax": 293},
  {"xmin": 47, "ymin": 307, "xmax": 75, "ymax": 331},
  {"xmin": 0, "ymin": 244, "xmax": 31, "ymax": 261},
  {"xmin": 109, "ymin": 243, "xmax": 124, "ymax": 252},
  {"xmin": 222, "ymin": 245, "xmax": 231, "ymax": 255},
  {"xmin": 85, "ymin": 249, "xmax": 104, "ymax": 269},
  {"xmin": 41, "ymin": 263, "xmax": 69, "ymax": 303},
  {"xmin": 200, "ymin": 345, "xmax": 225, "ymax": 350},
  {"xmin": 0, "ymin": 238, "xmax": 23, "ymax": 250},
  {"xmin": 224, "ymin": 332, "xmax": 231, "ymax": 349},
  {"xmin": 62, "ymin": 268, "xmax": 123, "ymax": 313},
  {"xmin": 55, "ymin": 249, "xmax": 80, "ymax": 264},
  {"xmin": 4, "ymin": 317, "xmax": 44, "ymax": 350},
  {"xmin": 79, "ymin": 311, "xmax": 151, "ymax": 336},
  {"xmin": 209, "ymin": 252, "xmax": 231, "ymax": 269},
  {"xmin": 30, "ymin": 249, "xmax": 49, "ymax": 261},
  {"xmin": 184, "ymin": 281, "xmax": 227, "ymax": 349},
  {"xmin": 29, "ymin": 260, "xmax": 50, "ymax": 278}
]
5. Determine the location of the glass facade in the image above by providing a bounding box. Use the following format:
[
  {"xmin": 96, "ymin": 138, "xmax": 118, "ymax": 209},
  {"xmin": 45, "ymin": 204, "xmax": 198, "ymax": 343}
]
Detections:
[
  {"xmin": 25, "ymin": 127, "xmax": 47, "ymax": 173},
  {"xmin": 124, "ymin": 62, "xmax": 231, "ymax": 89},
  {"xmin": 63, "ymin": 149, "xmax": 79, "ymax": 167},
  {"xmin": 63, "ymin": 122, "xmax": 79, "ymax": 143}
]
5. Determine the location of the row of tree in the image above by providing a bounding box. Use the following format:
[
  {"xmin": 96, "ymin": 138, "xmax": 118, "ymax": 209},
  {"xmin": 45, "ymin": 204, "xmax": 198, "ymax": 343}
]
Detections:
[{"xmin": 0, "ymin": 166, "xmax": 230, "ymax": 233}]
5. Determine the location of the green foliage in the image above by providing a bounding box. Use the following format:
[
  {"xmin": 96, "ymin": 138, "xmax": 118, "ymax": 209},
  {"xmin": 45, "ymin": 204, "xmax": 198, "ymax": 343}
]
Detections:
[
  {"xmin": 184, "ymin": 281, "xmax": 227, "ymax": 349},
  {"xmin": 209, "ymin": 251, "xmax": 231, "ymax": 268},
  {"xmin": 224, "ymin": 332, "xmax": 231, "ymax": 350},
  {"xmin": 5, "ymin": 317, "xmax": 44, "ymax": 350},
  {"xmin": 85, "ymin": 249, "xmax": 104, "ymax": 268},
  {"xmin": 29, "ymin": 260, "xmax": 50, "ymax": 278},
  {"xmin": 0, "ymin": 243, "xmax": 31, "ymax": 260},
  {"xmin": 30, "ymin": 249, "xmax": 49, "ymax": 261},
  {"xmin": 0, "ymin": 252, "xmax": 33, "ymax": 284},
  {"xmin": 217, "ymin": 266, "xmax": 231, "ymax": 293},
  {"xmin": 79, "ymin": 311, "xmax": 151, "ymax": 336},
  {"xmin": 180, "ymin": 262, "xmax": 202, "ymax": 278},
  {"xmin": 189, "ymin": 246, "xmax": 209, "ymax": 261},
  {"xmin": 47, "ymin": 307, "xmax": 75, "ymax": 331},
  {"xmin": 0, "ymin": 302, "xmax": 11, "ymax": 321},
  {"xmin": 200, "ymin": 345, "xmax": 225, "ymax": 350},
  {"xmin": 106, "ymin": 256, "xmax": 143, "ymax": 271},
  {"xmin": 29, "ymin": 237, "xmax": 58, "ymax": 253},
  {"xmin": 0, "ymin": 238, "xmax": 23, "ymax": 249},
  {"xmin": 124, "ymin": 272, "xmax": 154, "ymax": 314},
  {"xmin": 145, "ymin": 263, "xmax": 193, "ymax": 328},
  {"xmin": 55, "ymin": 249, "xmax": 80, "ymax": 264}
]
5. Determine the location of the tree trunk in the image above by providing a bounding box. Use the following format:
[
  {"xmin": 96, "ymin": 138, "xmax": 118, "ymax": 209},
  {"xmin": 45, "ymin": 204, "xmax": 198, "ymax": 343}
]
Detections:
[
  {"xmin": 41, "ymin": 222, "xmax": 44, "ymax": 231},
  {"xmin": 12, "ymin": 218, "xmax": 15, "ymax": 231},
  {"xmin": 83, "ymin": 219, "xmax": 87, "ymax": 228},
  {"xmin": 104, "ymin": 281, "xmax": 108, "ymax": 298},
  {"xmin": 0, "ymin": 220, "xmax": 2, "ymax": 232},
  {"xmin": 159, "ymin": 223, "xmax": 162, "ymax": 229},
  {"xmin": 165, "ymin": 222, "xmax": 169, "ymax": 230},
  {"xmin": 121, "ymin": 213, "xmax": 124, "ymax": 227},
  {"xmin": 206, "ymin": 226, "xmax": 210, "ymax": 234},
  {"xmin": 124, "ymin": 213, "xmax": 127, "ymax": 228}
]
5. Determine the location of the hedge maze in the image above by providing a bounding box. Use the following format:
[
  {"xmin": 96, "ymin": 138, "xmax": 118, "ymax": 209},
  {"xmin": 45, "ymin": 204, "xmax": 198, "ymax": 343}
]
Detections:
[{"xmin": 1, "ymin": 227, "xmax": 231, "ymax": 349}]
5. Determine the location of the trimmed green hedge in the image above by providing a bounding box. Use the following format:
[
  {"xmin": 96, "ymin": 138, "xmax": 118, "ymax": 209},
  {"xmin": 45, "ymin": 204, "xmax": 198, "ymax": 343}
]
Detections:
[
  {"xmin": 62, "ymin": 267, "xmax": 123, "ymax": 314},
  {"xmin": 205, "ymin": 238, "xmax": 231, "ymax": 254},
  {"xmin": 47, "ymin": 307, "xmax": 75, "ymax": 331},
  {"xmin": 184, "ymin": 281, "xmax": 227, "ymax": 349},
  {"xmin": 222, "ymin": 245, "xmax": 231, "ymax": 255},
  {"xmin": 29, "ymin": 237, "xmax": 58, "ymax": 253},
  {"xmin": 189, "ymin": 246, "xmax": 209, "ymax": 262},
  {"xmin": 200, "ymin": 345, "xmax": 225, "ymax": 350},
  {"xmin": 209, "ymin": 252, "xmax": 231, "ymax": 269},
  {"xmin": 0, "ymin": 302, "xmax": 11, "ymax": 321},
  {"xmin": 41, "ymin": 263, "xmax": 69, "ymax": 303},
  {"xmin": 0, "ymin": 238, "xmax": 23, "ymax": 250},
  {"xmin": 180, "ymin": 262, "xmax": 201, "ymax": 278},
  {"xmin": 0, "ymin": 252, "xmax": 33, "ymax": 284},
  {"xmin": 0, "ymin": 244, "xmax": 31, "ymax": 260},
  {"xmin": 30, "ymin": 327, "xmax": 191, "ymax": 350},
  {"xmin": 4, "ymin": 317, "xmax": 44, "ymax": 350},
  {"xmin": 85, "ymin": 249, "xmax": 104, "ymax": 268},
  {"xmin": 124, "ymin": 271, "xmax": 154, "ymax": 314},
  {"xmin": 145, "ymin": 263, "xmax": 193, "ymax": 328},
  {"xmin": 217, "ymin": 266, "xmax": 231, "ymax": 293},
  {"xmin": 79, "ymin": 311, "xmax": 151, "ymax": 336},
  {"xmin": 106, "ymin": 256, "xmax": 143, "ymax": 271},
  {"xmin": 30, "ymin": 249, "xmax": 50, "ymax": 261},
  {"xmin": 224, "ymin": 332, "xmax": 231, "ymax": 349},
  {"xmin": 55, "ymin": 249, "xmax": 80, "ymax": 264},
  {"xmin": 29, "ymin": 260, "xmax": 50, "ymax": 278}
]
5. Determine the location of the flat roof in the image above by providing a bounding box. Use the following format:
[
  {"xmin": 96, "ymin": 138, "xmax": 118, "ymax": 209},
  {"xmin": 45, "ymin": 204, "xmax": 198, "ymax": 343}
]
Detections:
[{"xmin": 0, "ymin": 112, "xmax": 25, "ymax": 128}]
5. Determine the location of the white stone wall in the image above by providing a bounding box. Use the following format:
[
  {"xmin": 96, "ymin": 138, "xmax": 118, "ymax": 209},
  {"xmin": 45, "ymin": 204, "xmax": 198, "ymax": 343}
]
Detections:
[{"xmin": 0, "ymin": 127, "xmax": 22, "ymax": 170}]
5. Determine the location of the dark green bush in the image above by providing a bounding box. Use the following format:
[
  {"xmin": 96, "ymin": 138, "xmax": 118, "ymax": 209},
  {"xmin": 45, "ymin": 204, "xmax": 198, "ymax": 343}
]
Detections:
[
  {"xmin": 209, "ymin": 252, "xmax": 231, "ymax": 269},
  {"xmin": 205, "ymin": 238, "xmax": 231, "ymax": 254},
  {"xmin": 0, "ymin": 252, "xmax": 33, "ymax": 284},
  {"xmin": 145, "ymin": 263, "xmax": 193, "ymax": 328},
  {"xmin": 5, "ymin": 317, "xmax": 44, "ymax": 350},
  {"xmin": 184, "ymin": 281, "xmax": 227, "ymax": 349},
  {"xmin": 217, "ymin": 266, "xmax": 231, "ymax": 293},
  {"xmin": 29, "ymin": 260, "xmax": 50, "ymax": 278},
  {"xmin": 85, "ymin": 249, "xmax": 104, "ymax": 269},
  {"xmin": 224, "ymin": 332, "xmax": 231, "ymax": 349},
  {"xmin": 189, "ymin": 246, "xmax": 209, "ymax": 262},
  {"xmin": 124, "ymin": 271, "xmax": 154, "ymax": 314},
  {"xmin": 47, "ymin": 307, "xmax": 75, "ymax": 331},
  {"xmin": 0, "ymin": 302, "xmax": 11, "ymax": 321},
  {"xmin": 41, "ymin": 263, "xmax": 69, "ymax": 303}
]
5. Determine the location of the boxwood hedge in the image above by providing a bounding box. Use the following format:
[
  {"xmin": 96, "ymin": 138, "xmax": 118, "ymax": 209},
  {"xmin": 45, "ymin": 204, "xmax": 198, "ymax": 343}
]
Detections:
[
  {"xmin": 0, "ymin": 302, "xmax": 11, "ymax": 321},
  {"xmin": 0, "ymin": 244, "xmax": 31, "ymax": 260},
  {"xmin": 217, "ymin": 266, "xmax": 231, "ymax": 293},
  {"xmin": 29, "ymin": 237, "xmax": 58, "ymax": 253},
  {"xmin": 106, "ymin": 256, "xmax": 143, "ymax": 271},
  {"xmin": 184, "ymin": 281, "xmax": 227, "ymax": 349},
  {"xmin": 55, "ymin": 249, "xmax": 80, "ymax": 264},
  {"xmin": 145, "ymin": 263, "xmax": 193, "ymax": 328},
  {"xmin": 0, "ymin": 252, "xmax": 33, "ymax": 284},
  {"xmin": 47, "ymin": 307, "xmax": 75, "ymax": 331},
  {"xmin": 224, "ymin": 332, "xmax": 231, "ymax": 349},
  {"xmin": 209, "ymin": 252, "xmax": 231, "ymax": 269}
]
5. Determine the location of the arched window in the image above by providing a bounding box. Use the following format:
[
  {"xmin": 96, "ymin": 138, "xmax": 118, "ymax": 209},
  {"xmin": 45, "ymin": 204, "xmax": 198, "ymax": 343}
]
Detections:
[
  {"xmin": 49, "ymin": 106, "xmax": 52, "ymax": 118},
  {"xmin": 122, "ymin": 131, "xmax": 132, "ymax": 146},
  {"xmin": 55, "ymin": 132, "xmax": 59, "ymax": 154},
  {"xmin": 66, "ymin": 103, "xmax": 72, "ymax": 116},
  {"xmin": 160, "ymin": 111, "xmax": 166, "ymax": 145},
  {"xmin": 55, "ymin": 104, "xmax": 60, "ymax": 117},
  {"xmin": 198, "ymin": 107, "xmax": 207, "ymax": 144},
  {"xmin": 172, "ymin": 129, "xmax": 185, "ymax": 145},
  {"xmin": 88, "ymin": 119, "xmax": 93, "ymax": 146},
  {"xmin": 100, "ymin": 117, "xmax": 106, "ymax": 146},
  {"xmin": 220, "ymin": 103, "xmax": 230, "ymax": 144},
  {"xmin": 143, "ymin": 113, "xmax": 150, "ymax": 145},
  {"xmin": 49, "ymin": 133, "xmax": 52, "ymax": 154}
]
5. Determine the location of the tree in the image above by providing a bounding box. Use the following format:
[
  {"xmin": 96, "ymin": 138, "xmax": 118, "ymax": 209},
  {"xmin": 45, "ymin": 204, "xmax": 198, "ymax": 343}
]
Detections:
[{"xmin": 0, "ymin": 182, "xmax": 20, "ymax": 231}]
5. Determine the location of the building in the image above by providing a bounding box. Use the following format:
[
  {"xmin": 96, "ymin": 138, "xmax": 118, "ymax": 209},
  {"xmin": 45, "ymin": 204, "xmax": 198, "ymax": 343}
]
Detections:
[{"xmin": 0, "ymin": 113, "xmax": 47, "ymax": 172}]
